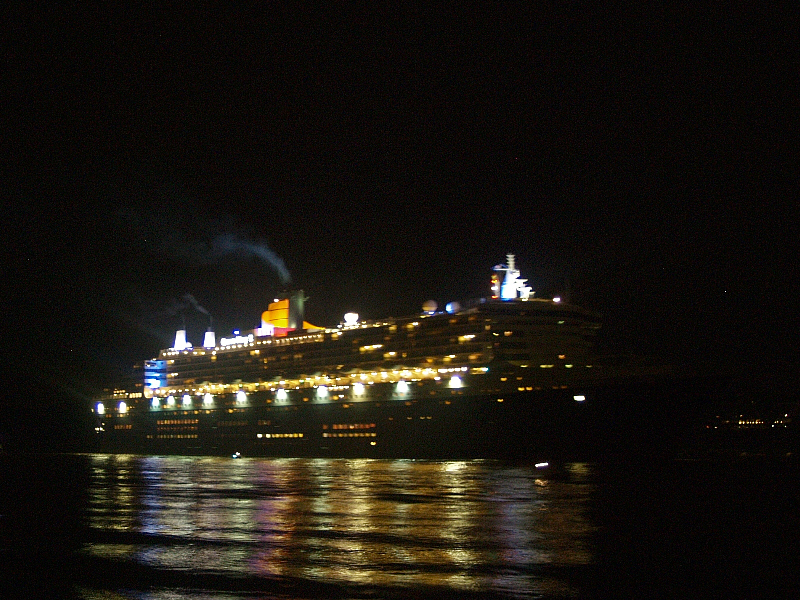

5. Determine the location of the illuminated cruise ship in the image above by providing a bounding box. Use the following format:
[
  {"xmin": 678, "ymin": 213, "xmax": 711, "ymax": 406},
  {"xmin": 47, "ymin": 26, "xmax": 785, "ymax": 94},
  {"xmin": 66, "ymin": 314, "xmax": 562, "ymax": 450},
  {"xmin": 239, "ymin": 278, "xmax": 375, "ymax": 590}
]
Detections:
[{"xmin": 92, "ymin": 256, "xmax": 610, "ymax": 458}]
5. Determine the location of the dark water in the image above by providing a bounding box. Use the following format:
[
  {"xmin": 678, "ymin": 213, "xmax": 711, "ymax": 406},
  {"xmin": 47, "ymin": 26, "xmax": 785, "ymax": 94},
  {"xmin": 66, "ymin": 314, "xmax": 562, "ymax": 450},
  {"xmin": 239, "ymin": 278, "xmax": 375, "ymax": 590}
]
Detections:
[{"xmin": 2, "ymin": 453, "xmax": 798, "ymax": 599}]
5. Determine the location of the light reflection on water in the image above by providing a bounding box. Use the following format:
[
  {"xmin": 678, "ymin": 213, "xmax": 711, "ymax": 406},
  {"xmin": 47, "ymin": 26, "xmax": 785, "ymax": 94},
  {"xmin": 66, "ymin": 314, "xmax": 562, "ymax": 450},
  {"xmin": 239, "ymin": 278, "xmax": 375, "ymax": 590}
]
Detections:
[{"xmin": 84, "ymin": 455, "xmax": 596, "ymax": 598}]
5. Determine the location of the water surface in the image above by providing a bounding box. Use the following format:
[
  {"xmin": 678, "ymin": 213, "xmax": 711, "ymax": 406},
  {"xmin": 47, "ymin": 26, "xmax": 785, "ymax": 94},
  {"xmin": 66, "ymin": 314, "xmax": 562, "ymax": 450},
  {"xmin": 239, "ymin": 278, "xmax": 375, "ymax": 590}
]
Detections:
[
  {"xmin": 2, "ymin": 453, "xmax": 798, "ymax": 598},
  {"xmin": 85, "ymin": 456, "xmax": 594, "ymax": 598}
]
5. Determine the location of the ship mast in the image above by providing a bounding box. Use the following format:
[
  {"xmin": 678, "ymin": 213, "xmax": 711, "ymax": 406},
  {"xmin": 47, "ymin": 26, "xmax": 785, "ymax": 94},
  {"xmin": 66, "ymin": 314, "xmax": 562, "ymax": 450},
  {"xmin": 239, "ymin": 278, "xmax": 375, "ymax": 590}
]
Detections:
[{"xmin": 492, "ymin": 254, "xmax": 533, "ymax": 301}]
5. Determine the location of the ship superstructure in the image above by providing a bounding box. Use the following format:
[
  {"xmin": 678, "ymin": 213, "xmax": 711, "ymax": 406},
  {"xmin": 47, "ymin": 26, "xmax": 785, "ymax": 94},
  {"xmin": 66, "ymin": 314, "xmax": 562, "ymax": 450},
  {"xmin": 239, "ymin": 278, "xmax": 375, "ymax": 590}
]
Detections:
[{"xmin": 92, "ymin": 256, "xmax": 605, "ymax": 458}]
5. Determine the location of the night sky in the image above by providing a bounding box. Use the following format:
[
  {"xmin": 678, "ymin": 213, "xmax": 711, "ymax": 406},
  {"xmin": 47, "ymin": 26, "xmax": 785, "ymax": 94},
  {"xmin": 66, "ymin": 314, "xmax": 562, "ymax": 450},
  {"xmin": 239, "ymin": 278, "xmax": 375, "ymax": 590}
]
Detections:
[{"xmin": 3, "ymin": 5, "xmax": 796, "ymax": 446}]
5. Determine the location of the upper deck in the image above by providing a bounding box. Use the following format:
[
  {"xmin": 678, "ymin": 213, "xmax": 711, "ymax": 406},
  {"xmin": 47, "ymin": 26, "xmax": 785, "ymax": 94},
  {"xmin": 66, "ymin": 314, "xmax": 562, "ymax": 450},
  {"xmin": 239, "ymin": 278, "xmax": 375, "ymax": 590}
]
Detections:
[{"xmin": 147, "ymin": 297, "xmax": 600, "ymax": 394}]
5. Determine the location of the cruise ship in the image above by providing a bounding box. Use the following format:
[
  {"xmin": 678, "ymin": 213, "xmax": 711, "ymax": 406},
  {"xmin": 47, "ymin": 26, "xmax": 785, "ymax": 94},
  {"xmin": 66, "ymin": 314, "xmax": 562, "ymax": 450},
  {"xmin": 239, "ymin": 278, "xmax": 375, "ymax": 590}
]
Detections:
[{"xmin": 92, "ymin": 256, "xmax": 616, "ymax": 459}]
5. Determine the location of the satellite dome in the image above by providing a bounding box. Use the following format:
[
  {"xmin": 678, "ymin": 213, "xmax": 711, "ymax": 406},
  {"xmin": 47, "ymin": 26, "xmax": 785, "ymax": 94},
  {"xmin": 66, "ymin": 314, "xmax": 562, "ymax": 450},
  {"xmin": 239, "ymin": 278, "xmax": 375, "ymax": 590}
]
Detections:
[
  {"xmin": 445, "ymin": 302, "xmax": 461, "ymax": 314},
  {"xmin": 422, "ymin": 300, "xmax": 438, "ymax": 313}
]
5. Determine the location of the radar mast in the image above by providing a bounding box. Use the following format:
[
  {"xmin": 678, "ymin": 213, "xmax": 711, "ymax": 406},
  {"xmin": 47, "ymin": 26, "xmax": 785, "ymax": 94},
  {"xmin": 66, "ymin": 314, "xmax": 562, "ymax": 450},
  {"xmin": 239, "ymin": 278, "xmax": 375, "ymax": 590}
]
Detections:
[{"xmin": 492, "ymin": 254, "xmax": 533, "ymax": 300}]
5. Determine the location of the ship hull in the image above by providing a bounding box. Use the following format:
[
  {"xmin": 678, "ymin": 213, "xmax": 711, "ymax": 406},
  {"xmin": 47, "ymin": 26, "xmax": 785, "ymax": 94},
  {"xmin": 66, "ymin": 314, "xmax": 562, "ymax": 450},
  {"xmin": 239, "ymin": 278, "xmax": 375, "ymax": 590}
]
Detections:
[{"xmin": 93, "ymin": 387, "xmax": 605, "ymax": 460}]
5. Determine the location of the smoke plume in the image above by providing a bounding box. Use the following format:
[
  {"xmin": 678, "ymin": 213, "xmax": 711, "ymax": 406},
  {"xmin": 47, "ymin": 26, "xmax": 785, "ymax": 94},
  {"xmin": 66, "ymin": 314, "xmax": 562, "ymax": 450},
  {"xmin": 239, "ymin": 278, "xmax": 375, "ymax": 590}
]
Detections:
[
  {"xmin": 212, "ymin": 233, "xmax": 291, "ymax": 284},
  {"xmin": 183, "ymin": 293, "xmax": 209, "ymax": 315},
  {"xmin": 183, "ymin": 293, "xmax": 213, "ymax": 329}
]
